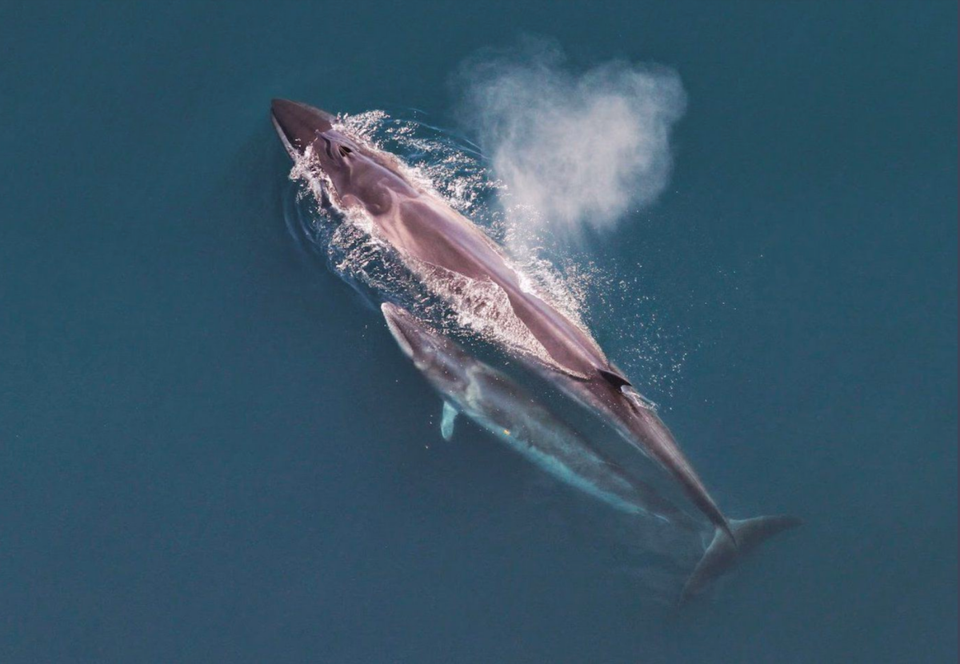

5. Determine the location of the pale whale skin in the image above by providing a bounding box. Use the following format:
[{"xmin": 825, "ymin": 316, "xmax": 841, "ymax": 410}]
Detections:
[
  {"xmin": 269, "ymin": 98, "xmax": 731, "ymax": 536},
  {"xmin": 381, "ymin": 302, "xmax": 700, "ymax": 529}
]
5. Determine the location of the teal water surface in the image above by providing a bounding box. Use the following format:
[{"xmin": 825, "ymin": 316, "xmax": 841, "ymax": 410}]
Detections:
[{"xmin": 1, "ymin": 2, "xmax": 956, "ymax": 662}]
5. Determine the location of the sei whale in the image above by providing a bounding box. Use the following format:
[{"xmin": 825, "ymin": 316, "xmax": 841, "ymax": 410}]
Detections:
[{"xmin": 270, "ymin": 98, "xmax": 735, "ymax": 539}]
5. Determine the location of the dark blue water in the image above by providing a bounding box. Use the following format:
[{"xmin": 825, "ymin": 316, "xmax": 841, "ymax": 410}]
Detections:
[{"xmin": 1, "ymin": 3, "xmax": 956, "ymax": 662}]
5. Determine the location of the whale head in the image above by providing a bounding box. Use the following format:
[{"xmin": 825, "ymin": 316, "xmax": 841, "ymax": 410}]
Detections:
[
  {"xmin": 271, "ymin": 98, "xmax": 413, "ymax": 215},
  {"xmin": 381, "ymin": 303, "xmax": 471, "ymax": 396},
  {"xmin": 270, "ymin": 98, "xmax": 370, "ymax": 204},
  {"xmin": 270, "ymin": 98, "xmax": 335, "ymax": 150}
]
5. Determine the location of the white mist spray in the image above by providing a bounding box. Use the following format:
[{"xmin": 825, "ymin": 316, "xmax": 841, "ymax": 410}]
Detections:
[{"xmin": 455, "ymin": 38, "xmax": 686, "ymax": 250}]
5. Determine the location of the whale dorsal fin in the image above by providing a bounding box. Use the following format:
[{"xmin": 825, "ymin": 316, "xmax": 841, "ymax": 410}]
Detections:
[
  {"xmin": 440, "ymin": 402, "xmax": 458, "ymax": 441},
  {"xmin": 598, "ymin": 369, "xmax": 632, "ymax": 390}
]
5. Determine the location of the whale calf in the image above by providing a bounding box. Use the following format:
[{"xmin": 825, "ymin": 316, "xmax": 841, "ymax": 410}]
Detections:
[
  {"xmin": 270, "ymin": 98, "xmax": 736, "ymax": 539},
  {"xmin": 381, "ymin": 301, "xmax": 700, "ymax": 529}
]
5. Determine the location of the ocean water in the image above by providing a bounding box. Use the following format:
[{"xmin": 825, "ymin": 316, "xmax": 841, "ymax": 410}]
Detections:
[{"xmin": 1, "ymin": 2, "xmax": 956, "ymax": 662}]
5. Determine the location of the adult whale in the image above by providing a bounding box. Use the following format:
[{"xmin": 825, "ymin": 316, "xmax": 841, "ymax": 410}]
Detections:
[{"xmin": 270, "ymin": 99, "xmax": 734, "ymax": 538}]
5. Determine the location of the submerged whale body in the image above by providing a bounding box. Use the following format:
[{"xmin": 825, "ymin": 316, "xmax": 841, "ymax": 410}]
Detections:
[
  {"xmin": 381, "ymin": 301, "xmax": 699, "ymax": 529},
  {"xmin": 381, "ymin": 302, "xmax": 800, "ymax": 604}
]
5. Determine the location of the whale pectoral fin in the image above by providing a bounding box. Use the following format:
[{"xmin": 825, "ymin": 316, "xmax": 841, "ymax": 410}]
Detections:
[{"xmin": 440, "ymin": 402, "xmax": 458, "ymax": 441}]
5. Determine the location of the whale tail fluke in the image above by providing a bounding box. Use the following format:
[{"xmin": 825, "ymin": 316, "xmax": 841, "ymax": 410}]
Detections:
[{"xmin": 679, "ymin": 514, "xmax": 802, "ymax": 605}]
